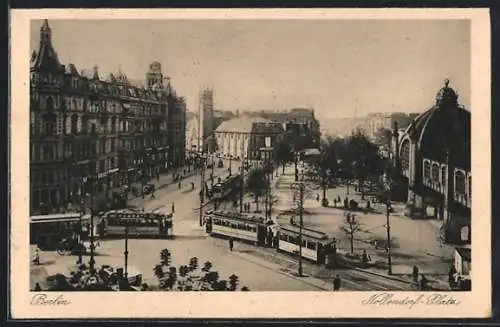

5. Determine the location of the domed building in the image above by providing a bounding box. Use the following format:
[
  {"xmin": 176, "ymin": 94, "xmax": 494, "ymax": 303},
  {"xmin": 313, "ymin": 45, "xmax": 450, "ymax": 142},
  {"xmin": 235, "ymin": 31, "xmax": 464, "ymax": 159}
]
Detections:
[{"xmin": 392, "ymin": 80, "xmax": 471, "ymax": 245}]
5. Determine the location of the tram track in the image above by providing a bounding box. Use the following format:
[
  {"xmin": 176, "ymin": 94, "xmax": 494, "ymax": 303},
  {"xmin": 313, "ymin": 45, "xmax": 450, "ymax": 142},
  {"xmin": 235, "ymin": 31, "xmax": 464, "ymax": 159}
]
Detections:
[{"xmin": 205, "ymin": 200, "xmax": 415, "ymax": 291}]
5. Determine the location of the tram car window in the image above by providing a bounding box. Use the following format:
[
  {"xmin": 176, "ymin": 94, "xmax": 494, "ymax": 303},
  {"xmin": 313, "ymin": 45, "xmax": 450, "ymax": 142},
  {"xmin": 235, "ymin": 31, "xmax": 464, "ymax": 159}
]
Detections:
[{"xmin": 276, "ymin": 224, "xmax": 330, "ymax": 265}]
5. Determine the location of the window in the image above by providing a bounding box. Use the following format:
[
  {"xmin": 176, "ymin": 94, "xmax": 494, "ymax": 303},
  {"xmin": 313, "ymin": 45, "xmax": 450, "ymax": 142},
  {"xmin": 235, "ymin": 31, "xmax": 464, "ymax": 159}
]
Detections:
[
  {"xmin": 441, "ymin": 166, "xmax": 447, "ymax": 185},
  {"xmin": 306, "ymin": 241, "xmax": 316, "ymax": 250},
  {"xmin": 46, "ymin": 96, "xmax": 54, "ymax": 111},
  {"xmin": 111, "ymin": 116, "xmax": 117, "ymax": 133},
  {"xmin": 455, "ymin": 171, "xmax": 466, "ymax": 195},
  {"xmin": 43, "ymin": 145, "xmax": 54, "ymax": 161},
  {"xmin": 91, "ymin": 123, "xmax": 97, "ymax": 133},
  {"xmin": 99, "ymin": 160, "xmax": 105, "ymax": 172},
  {"xmin": 431, "ymin": 164, "xmax": 440, "ymax": 183},
  {"xmin": 43, "ymin": 113, "xmax": 56, "ymax": 136},
  {"xmin": 110, "ymin": 138, "xmax": 116, "ymax": 152},
  {"xmin": 400, "ymin": 140, "xmax": 410, "ymax": 170},
  {"xmin": 423, "ymin": 160, "xmax": 431, "ymax": 180},
  {"xmin": 71, "ymin": 114, "xmax": 78, "ymax": 134}
]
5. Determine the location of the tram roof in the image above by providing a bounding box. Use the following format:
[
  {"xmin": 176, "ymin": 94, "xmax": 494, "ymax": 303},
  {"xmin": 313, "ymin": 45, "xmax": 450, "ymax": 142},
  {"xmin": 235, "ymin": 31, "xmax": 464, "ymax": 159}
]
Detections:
[
  {"xmin": 210, "ymin": 210, "xmax": 268, "ymax": 224},
  {"xmin": 105, "ymin": 212, "xmax": 173, "ymax": 220},
  {"xmin": 279, "ymin": 224, "xmax": 329, "ymax": 240},
  {"xmin": 30, "ymin": 213, "xmax": 91, "ymax": 223}
]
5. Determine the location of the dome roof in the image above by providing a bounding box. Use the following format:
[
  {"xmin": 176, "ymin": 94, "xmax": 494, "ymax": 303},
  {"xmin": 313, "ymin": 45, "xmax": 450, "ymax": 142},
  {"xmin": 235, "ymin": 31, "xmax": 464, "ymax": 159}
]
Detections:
[{"xmin": 404, "ymin": 80, "xmax": 470, "ymax": 170}]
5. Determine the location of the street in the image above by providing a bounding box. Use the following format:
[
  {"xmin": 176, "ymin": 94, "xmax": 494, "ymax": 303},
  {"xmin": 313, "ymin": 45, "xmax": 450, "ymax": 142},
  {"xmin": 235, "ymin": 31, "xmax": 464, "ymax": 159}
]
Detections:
[{"xmin": 32, "ymin": 161, "xmax": 320, "ymax": 291}]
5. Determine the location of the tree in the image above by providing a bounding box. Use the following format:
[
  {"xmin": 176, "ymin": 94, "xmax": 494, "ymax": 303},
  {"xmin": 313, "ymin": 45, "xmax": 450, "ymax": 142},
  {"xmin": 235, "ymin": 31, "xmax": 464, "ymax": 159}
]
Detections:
[
  {"xmin": 246, "ymin": 167, "xmax": 269, "ymax": 212},
  {"xmin": 275, "ymin": 139, "xmax": 294, "ymax": 173},
  {"xmin": 343, "ymin": 131, "xmax": 383, "ymax": 199},
  {"xmin": 340, "ymin": 212, "xmax": 362, "ymax": 254},
  {"xmin": 154, "ymin": 254, "xmax": 246, "ymax": 291},
  {"xmin": 312, "ymin": 136, "xmax": 341, "ymax": 206}
]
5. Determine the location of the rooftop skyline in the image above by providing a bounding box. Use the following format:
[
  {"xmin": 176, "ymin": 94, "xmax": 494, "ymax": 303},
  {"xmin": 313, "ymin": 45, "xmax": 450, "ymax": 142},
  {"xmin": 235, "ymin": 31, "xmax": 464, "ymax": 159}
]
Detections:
[{"xmin": 30, "ymin": 19, "xmax": 470, "ymax": 119}]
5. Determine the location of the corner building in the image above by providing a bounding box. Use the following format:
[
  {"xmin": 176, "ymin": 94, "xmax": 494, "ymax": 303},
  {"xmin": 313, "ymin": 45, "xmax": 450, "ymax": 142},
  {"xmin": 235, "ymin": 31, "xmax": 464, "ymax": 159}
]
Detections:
[
  {"xmin": 393, "ymin": 80, "xmax": 471, "ymax": 245},
  {"xmin": 30, "ymin": 20, "xmax": 186, "ymax": 215}
]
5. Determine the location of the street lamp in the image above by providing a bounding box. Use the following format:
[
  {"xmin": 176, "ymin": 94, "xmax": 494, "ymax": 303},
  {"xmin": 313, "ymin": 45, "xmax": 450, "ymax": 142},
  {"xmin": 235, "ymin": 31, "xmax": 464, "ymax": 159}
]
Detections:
[
  {"xmin": 386, "ymin": 200, "xmax": 392, "ymax": 275},
  {"xmin": 199, "ymin": 153, "xmax": 206, "ymax": 227},
  {"xmin": 124, "ymin": 223, "xmax": 129, "ymax": 279}
]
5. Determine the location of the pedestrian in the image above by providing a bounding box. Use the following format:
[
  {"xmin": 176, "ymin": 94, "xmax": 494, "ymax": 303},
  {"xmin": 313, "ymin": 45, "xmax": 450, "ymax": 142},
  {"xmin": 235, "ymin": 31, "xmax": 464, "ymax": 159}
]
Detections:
[
  {"xmin": 156, "ymin": 172, "xmax": 160, "ymax": 181},
  {"xmin": 374, "ymin": 240, "xmax": 378, "ymax": 250},
  {"xmin": 333, "ymin": 274, "xmax": 341, "ymax": 291},
  {"xmin": 290, "ymin": 217, "xmax": 295, "ymax": 225},
  {"xmin": 420, "ymin": 274, "xmax": 428, "ymax": 291},
  {"xmin": 344, "ymin": 197, "xmax": 348, "ymax": 209},
  {"xmin": 448, "ymin": 265, "xmax": 457, "ymax": 289},
  {"xmin": 229, "ymin": 237, "xmax": 234, "ymax": 251},
  {"xmin": 150, "ymin": 188, "xmax": 156, "ymax": 199},
  {"xmin": 316, "ymin": 194, "xmax": 320, "ymax": 202},
  {"xmin": 412, "ymin": 265, "xmax": 419, "ymax": 283},
  {"xmin": 191, "ymin": 182, "xmax": 195, "ymax": 190},
  {"xmin": 34, "ymin": 282, "xmax": 42, "ymax": 292},
  {"xmin": 178, "ymin": 181, "xmax": 181, "ymax": 189},
  {"xmin": 171, "ymin": 203, "xmax": 175, "ymax": 214}
]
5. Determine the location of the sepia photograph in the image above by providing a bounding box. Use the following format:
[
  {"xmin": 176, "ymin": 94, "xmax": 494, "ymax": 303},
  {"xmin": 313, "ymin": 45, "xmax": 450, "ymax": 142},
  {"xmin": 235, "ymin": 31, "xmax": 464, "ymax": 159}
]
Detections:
[{"xmin": 10, "ymin": 9, "xmax": 490, "ymax": 319}]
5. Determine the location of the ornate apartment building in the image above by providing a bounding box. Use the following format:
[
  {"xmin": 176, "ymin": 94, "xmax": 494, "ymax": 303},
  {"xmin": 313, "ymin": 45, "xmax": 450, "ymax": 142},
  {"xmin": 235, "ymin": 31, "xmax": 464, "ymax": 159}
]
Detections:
[{"xmin": 30, "ymin": 20, "xmax": 186, "ymax": 214}]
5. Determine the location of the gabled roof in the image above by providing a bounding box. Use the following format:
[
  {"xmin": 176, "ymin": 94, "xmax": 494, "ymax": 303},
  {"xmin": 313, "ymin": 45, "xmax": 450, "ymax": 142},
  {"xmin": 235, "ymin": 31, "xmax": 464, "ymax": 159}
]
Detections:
[{"xmin": 215, "ymin": 116, "xmax": 269, "ymax": 133}]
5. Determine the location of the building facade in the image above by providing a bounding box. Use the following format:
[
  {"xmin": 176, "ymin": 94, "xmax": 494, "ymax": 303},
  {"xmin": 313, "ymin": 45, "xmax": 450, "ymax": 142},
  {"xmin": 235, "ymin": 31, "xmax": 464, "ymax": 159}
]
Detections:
[
  {"xmin": 393, "ymin": 80, "xmax": 471, "ymax": 245},
  {"xmin": 214, "ymin": 116, "xmax": 284, "ymax": 160},
  {"xmin": 199, "ymin": 88, "xmax": 215, "ymax": 152},
  {"xmin": 30, "ymin": 20, "xmax": 185, "ymax": 215}
]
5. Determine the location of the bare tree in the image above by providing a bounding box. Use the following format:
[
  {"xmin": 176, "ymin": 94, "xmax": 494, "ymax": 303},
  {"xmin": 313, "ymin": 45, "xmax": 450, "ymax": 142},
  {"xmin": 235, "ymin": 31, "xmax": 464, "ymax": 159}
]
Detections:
[{"xmin": 340, "ymin": 212, "xmax": 362, "ymax": 254}]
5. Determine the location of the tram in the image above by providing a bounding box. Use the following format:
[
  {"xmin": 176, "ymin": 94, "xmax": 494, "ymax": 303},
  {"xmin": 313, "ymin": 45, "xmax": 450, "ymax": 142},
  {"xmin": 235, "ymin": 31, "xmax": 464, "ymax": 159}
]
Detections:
[
  {"xmin": 30, "ymin": 213, "xmax": 91, "ymax": 250},
  {"xmin": 204, "ymin": 210, "xmax": 273, "ymax": 246},
  {"xmin": 212, "ymin": 175, "xmax": 243, "ymax": 200},
  {"xmin": 276, "ymin": 224, "xmax": 330, "ymax": 264},
  {"xmin": 99, "ymin": 211, "xmax": 173, "ymax": 239}
]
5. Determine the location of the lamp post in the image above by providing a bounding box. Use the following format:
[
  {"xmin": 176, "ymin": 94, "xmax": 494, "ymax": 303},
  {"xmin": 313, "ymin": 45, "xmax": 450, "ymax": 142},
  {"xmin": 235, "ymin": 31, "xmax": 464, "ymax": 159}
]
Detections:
[
  {"xmin": 386, "ymin": 200, "xmax": 392, "ymax": 275},
  {"xmin": 199, "ymin": 153, "xmax": 206, "ymax": 227},
  {"xmin": 124, "ymin": 224, "xmax": 129, "ymax": 278}
]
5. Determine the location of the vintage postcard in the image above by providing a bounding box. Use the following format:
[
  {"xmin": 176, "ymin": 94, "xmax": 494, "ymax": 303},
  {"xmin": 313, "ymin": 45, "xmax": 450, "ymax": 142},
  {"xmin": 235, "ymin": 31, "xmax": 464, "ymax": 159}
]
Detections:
[{"xmin": 10, "ymin": 8, "xmax": 491, "ymax": 319}]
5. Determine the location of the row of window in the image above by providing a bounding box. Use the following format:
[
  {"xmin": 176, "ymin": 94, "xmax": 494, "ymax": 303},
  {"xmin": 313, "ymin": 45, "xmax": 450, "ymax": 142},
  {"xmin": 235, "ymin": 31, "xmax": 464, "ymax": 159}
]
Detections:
[
  {"xmin": 279, "ymin": 233, "xmax": 321, "ymax": 250},
  {"xmin": 31, "ymin": 90, "xmax": 165, "ymax": 117},
  {"xmin": 423, "ymin": 160, "xmax": 471, "ymax": 196},
  {"xmin": 106, "ymin": 218, "xmax": 162, "ymax": 227},
  {"xmin": 212, "ymin": 218, "xmax": 259, "ymax": 233}
]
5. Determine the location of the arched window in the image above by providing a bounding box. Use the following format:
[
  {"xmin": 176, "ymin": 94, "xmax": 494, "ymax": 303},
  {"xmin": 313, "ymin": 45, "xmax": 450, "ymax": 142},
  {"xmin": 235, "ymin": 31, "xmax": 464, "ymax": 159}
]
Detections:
[
  {"xmin": 400, "ymin": 140, "xmax": 410, "ymax": 170},
  {"xmin": 423, "ymin": 160, "xmax": 431, "ymax": 180},
  {"xmin": 431, "ymin": 163, "xmax": 440, "ymax": 183},
  {"xmin": 455, "ymin": 170, "xmax": 466, "ymax": 195},
  {"xmin": 42, "ymin": 113, "xmax": 56, "ymax": 136}
]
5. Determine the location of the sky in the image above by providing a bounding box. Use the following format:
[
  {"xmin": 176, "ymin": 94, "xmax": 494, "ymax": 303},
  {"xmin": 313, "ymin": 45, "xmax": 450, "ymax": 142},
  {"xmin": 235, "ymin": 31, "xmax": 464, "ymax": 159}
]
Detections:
[{"xmin": 30, "ymin": 19, "xmax": 470, "ymax": 119}]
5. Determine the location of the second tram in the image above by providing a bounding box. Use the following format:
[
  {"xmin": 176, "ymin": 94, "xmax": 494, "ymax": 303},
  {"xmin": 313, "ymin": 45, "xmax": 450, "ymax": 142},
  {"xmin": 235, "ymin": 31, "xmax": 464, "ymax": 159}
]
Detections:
[
  {"xmin": 204, "ymin": 210, "xmax": 274, "ymax": 246},
  {"xmin": 276, "ymin": 224, "xmax": 330, "ymax": 264}
]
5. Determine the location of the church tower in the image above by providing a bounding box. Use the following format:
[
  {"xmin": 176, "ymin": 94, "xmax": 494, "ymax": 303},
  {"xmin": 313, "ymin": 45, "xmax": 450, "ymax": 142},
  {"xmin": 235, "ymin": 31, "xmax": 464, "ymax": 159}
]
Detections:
[{"xmin": 146, "ymin": 61, "xmax": 164, "ymax": 89}]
